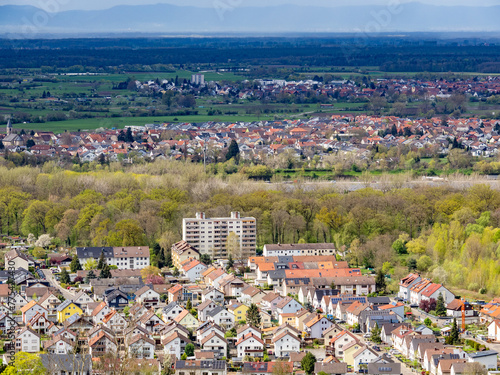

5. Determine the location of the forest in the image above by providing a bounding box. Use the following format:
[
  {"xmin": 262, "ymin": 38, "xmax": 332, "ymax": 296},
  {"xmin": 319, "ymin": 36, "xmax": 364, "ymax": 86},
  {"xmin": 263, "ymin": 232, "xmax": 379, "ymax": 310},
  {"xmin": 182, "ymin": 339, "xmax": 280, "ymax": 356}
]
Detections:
[
  {"xmin": 1, "ymin": 36, "xmax": 500, "ymax": 72},
  {"xmin": 0, "ymin": 159, "xmax": 500, "ymax": 297}
]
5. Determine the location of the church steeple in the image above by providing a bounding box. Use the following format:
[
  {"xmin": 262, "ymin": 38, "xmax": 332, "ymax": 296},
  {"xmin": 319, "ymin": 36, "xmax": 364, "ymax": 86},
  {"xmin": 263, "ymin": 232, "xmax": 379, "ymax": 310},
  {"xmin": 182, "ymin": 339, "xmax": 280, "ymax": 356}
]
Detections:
[{"xmin": 6, "ymin": 118, "xmax": 12, "ymax": 136}]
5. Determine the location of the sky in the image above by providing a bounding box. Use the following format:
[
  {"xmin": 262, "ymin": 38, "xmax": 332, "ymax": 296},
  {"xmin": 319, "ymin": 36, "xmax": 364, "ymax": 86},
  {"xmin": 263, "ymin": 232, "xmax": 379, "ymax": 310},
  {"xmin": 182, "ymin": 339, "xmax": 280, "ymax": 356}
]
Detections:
[{"xmin": 2, "ymin": 0, "xmax": 500, "ymax": 11}]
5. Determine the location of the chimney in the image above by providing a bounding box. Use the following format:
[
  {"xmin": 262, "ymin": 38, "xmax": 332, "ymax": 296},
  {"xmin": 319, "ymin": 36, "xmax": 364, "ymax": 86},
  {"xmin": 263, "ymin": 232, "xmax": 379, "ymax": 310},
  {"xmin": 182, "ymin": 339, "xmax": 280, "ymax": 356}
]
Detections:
[{"xmin": 231, "ymin": 211, "xmax": 240, "ymax": 219}]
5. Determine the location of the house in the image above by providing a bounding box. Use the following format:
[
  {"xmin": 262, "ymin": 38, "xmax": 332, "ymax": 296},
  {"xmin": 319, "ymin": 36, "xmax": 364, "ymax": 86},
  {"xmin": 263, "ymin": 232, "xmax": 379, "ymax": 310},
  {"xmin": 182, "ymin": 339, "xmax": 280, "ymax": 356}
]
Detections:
[
  {"xmin": 161, "ymin": 301, "xmax": 185, "ymax": 322},
  {"xmin": 329, "ymin": 330, "xmax": 359, "ymax": 358},
  {"xmin": 315, "ymin": 362, "xmax": 348, "ymax": 375},
  {"xmin": 201, "ymin": 332, "xmax": 228, "ymax": 359},
  {"xmin": 202, "ymin": 287, "xmax": 225, "ymax": 304},
  {"xmin": 197, "ymin": 321, "xmax": 225, "ymax": 345},
  {"xmin": 260, "ymin": 309, "xmax": 272, "ymax": 328},
  {"xmin": 420, "ymin": 284, "xmax": 455, "ymax": 305},
  {"xmin": 272, "ymin": 330, "xmax": 301, "ymax": 358},
  {"xmin": 322, "ymin": 323, "xmax": 344, "ymax": 345},
  {"xmin": 5, "ymin": 249, "xmax": 33, "ymax": 270},
  {"xmin": 127, "ymin": 334, "xmax": 156, "ymax": 359},
  {"xmin": 27, "ymin": 312, "xmax": 52, "ymax": 334},
  {"xmin": 487, "ymin": 320, "xmax": 500, "ymax": 341},
  {"xmin": 15, "ymin": 326, "xmax": 41, "ymax": 353},
  {"xmin": 437, "ymin": 359, "xmax": 467, "ymax": 375},
  {"xmin": 304, "ymin": 313, "xmax": 334, "ymax": 339},
  {"xmin": 38, "ymin": 291, "xmax": 62, "ymax": 313},
  {"xmin": 88, "ymin": 331, "xmax": 117, "ymax": 357},
  {"xmin": 135, "ymin": 286, "xmax": 161, "ymax": 308},
  {"xmin": 240, "ymin": 286, "xmax": 266, "ymax": 305},
  {"xmin": 368, "ymin": 362, "xmax": 401, "ymax": 375},
  {"xmin": 237, "ymin": 324, "xmax": 261, "ymax": 340},
  {"xmin": 102, "ymin": 310, "xmax": 127, "ymax": 333},
  {"xmin": 162, "ymin": 331, "xmax": 191, "ymax": 359},
  {"xmin": 198, "ymin": 300, "xmax": 218, "ymax": 322},
  {"xmin": 206, "ymin": 306, "xmax": 235, "ymax": 328},
  {"xmin": 181, "ymin": 258, "xmax": 207, "ymax": 282},
  {"xmin": 171, "ymin": 240, "xmax": 200, "ymax": 270},
  {"xmin": 40, "ymin": 354, "xmax": 92, "ymax": 375},
  {"xmin": 466, "ymin": 350, "xmax": 499, "ymax": 370},
  {"xmin": 91, "ymin": 301, "xmax": 110, "ymax": 324},
  {"xmin": 173, "ymin": 309, "xmax": 199, "ymax": 329},
  {"xmin": 353, "ymin": 346, "xmax": 379, "ymax": 372},
  {"xmin": 43, "ymin": 335, "xmax": 75, "ymax": 354},
  {"xmin": 56, "ymin": 301, "xmax": 83, "ymax": 323},
  {"xmin": 72, "ymin": 291, "xmax": 94, "ymax": 306},
  {"xmin": 344, "ymin": 341, "xmax": 365, "ymax": 368},
  {"xmin": 21, "ymin": 300, "xmax": 47, "ymax": 325},
  {"xmin": 242, "ymin": 362, "xmax": 293, "ymax": 375},
  {"xmin": 260, "ymin": 292, "xmax": 284, "ymax": 315},
  {"xmin": 227, "ymin": 301, "xmax": 249, "ymax": 323},
  {"xmin": 275, "ymin": 296, "xmax": 303, "ymax": 318},
  {"xmin": 398, "ymin": 273, "xmax": 421, "ymax": 301},
  {"xmin": 446, "ymin": 299, "xmax": 476, "ymax": 319},
  {"xmin": 346, "ymin": 301, "xmax": 371, "ymax": 327},
  {"xmin": 139, "ymin": 309, "xmax": 164, "ymax": 332},
  {"xmin": 103, "ymin": 288, "xmax": 129, "ymax": 309},
  {"xmin": 174, "ymin": 360, "xmax": 226, "ymax": 375},
  {"xmin": 236, "ymin": 332, "xmax": 264, "ymax": 359}
]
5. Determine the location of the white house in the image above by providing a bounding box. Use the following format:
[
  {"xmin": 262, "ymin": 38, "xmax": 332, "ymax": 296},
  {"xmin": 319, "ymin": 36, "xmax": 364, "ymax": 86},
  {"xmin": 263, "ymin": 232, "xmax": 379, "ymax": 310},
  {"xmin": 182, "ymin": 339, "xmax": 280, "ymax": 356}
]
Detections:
[
  {"xmin": 197, "ymin": 300, "xmax": 218, "ymax": 322},
  {"xmin": 182, "ymin": 259, "xmax": 207, "ymax": 282},
  {"xmin": 207, "ymin": 306, "xmax": 235, "ymax": 328},
  {"xmin": 43, "ymin": 336, "xmax": 75, "ymax": 354},
  {"xmin": 237, "ymin": 324, "xmax": 261, "ymax": 341},
  {"xmin": 276, "ymin": 296, "xmax": 303, "ymax": 318},
  {"xmin": 135, "ymin": 286, "xmax": 161, "ymax": 308},
  {"xmin": 21, "ymin": 301, "xmax": 47, "ymax": 325},
  {"xmin": 162, "ymin": 331, "xmax": 190, "ymax": 359},
  {"xmin": 272, "ymin": 331, "xmax": 301, "ymax": 358},
  {"xmin": 202, "ymin": 287, "xmax": 224, "ymax": 304},
  {"xmin": 353, "ymin": 346, "xmax": 379, "ymax": 372},
  {"xmin": 127, "ymin": 334, "xmax": 155, "ymax": 359},
  {"xmin": 160, "ymin": 301, "xmax": 185, "ymax": 322},
  {"xmin": 467, "ymin": 351, "xmax": 498, "ymax": 370},
  {"xmin": 91, "ymin": 302, "xmax": 110, "ymax": 324},
  {"xmin": 236, "ymin": 333, "xmax": 264, "ymax": 358},
  {"xmin": 487, "ymin": 320, "xmax": 500, "ymax": 341},
  {"xmin": 304, "ymin": 314, "xmax": 334, "ymax": 339},
  {"xmin": 15, "ymin": 327, "xmax": 41, "ymax": 353},
  {"xmin": 201, "ymin": 332, "xmax": 228, "ymax": 359},
  {"xmin": 420, "ymin": 284, "xmax": 455, "ymax": 305},
  {"xmin": 5, "ymin": 249, "xmax": 33, "ymax": 270},
  {"xmin": 398, "ymin": 273, "xmax": 421, "ymax": 301},
  {"xmin": 102, "ymin": 310, "xmax": 127, "ymax": 333}
]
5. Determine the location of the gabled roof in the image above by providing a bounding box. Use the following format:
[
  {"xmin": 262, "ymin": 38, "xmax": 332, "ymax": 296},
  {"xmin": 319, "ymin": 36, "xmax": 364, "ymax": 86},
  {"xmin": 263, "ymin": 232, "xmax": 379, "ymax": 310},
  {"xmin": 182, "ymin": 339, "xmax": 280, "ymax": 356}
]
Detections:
[
  {"xmin": 236, "ymin": 332, "xmax": 264, "ymax": 346},
  {"xmin": 161, "ymin": 331, "xmax": 191, "ymax": 345},
  {"xmin": 271, "ymin": 330, "xmax": 300, "ymax": 343},
  {"xmin": 201, "ymin": 331, "xmax": 227, "ymax": 346}
]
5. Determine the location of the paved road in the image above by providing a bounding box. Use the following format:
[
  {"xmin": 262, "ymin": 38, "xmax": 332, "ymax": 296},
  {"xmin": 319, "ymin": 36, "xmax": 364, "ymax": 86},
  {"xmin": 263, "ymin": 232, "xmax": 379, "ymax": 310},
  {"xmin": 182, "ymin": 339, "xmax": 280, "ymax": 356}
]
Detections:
[{"xmin": 42, "ymin": 269, "xmax": 75, "ymax": 300}]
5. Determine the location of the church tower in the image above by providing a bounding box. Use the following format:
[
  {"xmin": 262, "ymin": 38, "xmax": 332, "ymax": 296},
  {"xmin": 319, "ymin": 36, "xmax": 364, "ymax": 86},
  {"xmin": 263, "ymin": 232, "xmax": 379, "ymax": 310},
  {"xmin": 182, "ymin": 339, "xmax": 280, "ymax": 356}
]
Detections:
[{"xmin": 6, "ymin": 118, "xmax": 12, "ymax": 136}]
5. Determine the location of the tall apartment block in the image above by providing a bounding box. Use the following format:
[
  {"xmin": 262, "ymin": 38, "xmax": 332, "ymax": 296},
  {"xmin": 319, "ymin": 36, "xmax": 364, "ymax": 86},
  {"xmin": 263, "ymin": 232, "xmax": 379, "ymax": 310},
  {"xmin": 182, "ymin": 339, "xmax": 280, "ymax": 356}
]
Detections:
[{"xmin": 182, "ymin": 212, "xmax": 256, "ymax": 259}]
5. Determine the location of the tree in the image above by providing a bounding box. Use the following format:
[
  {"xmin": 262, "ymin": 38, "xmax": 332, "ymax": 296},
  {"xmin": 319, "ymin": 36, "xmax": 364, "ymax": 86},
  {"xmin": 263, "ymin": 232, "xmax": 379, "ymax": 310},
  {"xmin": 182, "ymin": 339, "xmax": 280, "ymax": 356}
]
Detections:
[
  {"xmin": 301, "ymin": 352, "xmax": 317, "ymax": 375},
  {"xmin": 435, "ymin": 293, "xmax": 446, "ymax": 316},
  {"xmin": 225, "ymin": 139, "xmax": 240, "ymax": 162},
  {"xmin": 371, "ymin": 323, "xmax": 382, "ymax": 344},
  {"xmin": 226, "ymin": 232, "xmax": 242, "ymax": 261},
  {"xmin": 186, "ymin": 299, "xmax": 192, "ymax": 311},
  {"xmin": 70, "ymin": 254, "xmax": 82, "ymax": 273},
  {"xmin": 97, "ymin": 251, "xmax": 106, "ymax": 270},
  {"xmin": 84, "ymin": 259, "xmax": 97, "ymax": 270},
  {"xmin": 3, "ymin": 352, "xmax": 46, "ymax": 375},
  {"xmin": 424, "ymin": 317, "xmax": 432, "ymax": 327},
  {"xmin": 392, "ymin": 238, "xmax": 407, "ymax": 255},
  {"xmin": 100, "ymin": 264, "xmax": 112, "ymax": 279},
  {"xmin": 200, "ymin": 254, "xmax": 212, "ymax": 265},
  {"xmin": 35, "ymin": 234, "xmax": 52, "ymax": 248},
  {"xmin": 417, "ymin": 255, "xmax": 433, "ymax": 272},
  {"xmin": 60, "ymin": 268, "xmax": 70, "ymax": 284},
  {"xmin": 226, "ymin": 254, "xmax": 234, "ymax": 270},
  {"xmin": 463, "ymin": 362, "xmax": 488, "ymax": 375},
  {"xmin": 246, "ymin": 303, "xmax": 261, "ymax": 328},
  {"xmin": 184, "ymin": 343, "xmax": 195, "ymax": 357},
  {"xmin": 447, "ymin": 318, "xmax": 461, "ymax": 345},
  {"xmin": 26, "ymin": 139, "xmax": 35, "ymax": 149},
  {"xmin": 165, "ymin": 250, "xmax": 173, "ymax": 268},
  {"xmin": 408, "ymin": 258, "xmax": 417, "ymax": 271},
  {"xmin": 140, "ymin": 266, "xmax": 161, "ymax": 281},
  {"xmin": 375, "ymin": 269, "xmax": 387, "ymax": 294},
  {"xmin": 85, "ymin": 269, "xmax": 96, "ymax": 283}
]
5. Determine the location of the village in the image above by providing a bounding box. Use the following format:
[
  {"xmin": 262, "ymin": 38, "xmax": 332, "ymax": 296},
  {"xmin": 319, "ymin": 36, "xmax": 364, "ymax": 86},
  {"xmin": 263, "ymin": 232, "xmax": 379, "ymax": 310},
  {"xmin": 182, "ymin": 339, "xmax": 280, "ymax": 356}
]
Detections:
[{"xmin": 1, "ymin": 211, "xmax": 499, "ymax": 375}]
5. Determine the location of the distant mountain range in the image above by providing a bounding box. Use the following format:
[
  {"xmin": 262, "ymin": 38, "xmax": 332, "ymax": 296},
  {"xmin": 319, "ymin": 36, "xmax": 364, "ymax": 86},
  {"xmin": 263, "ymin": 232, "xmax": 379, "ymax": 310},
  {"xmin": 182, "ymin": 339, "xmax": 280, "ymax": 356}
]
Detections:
[{"xmin": 0, "ymin": 2, "xmax": 499, "ymax": 35}]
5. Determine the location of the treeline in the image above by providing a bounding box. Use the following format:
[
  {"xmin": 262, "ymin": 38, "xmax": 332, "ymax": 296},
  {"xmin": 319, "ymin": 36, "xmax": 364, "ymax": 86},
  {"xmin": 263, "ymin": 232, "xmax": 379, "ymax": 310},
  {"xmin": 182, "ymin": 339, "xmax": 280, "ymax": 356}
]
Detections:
[
  {"xmin": 1, "ymin": 39, "xmax": 499, "ymax": 72},
  {"xmin": 0, "ymin": 160, "xmax": 500, "ymax": 295}
]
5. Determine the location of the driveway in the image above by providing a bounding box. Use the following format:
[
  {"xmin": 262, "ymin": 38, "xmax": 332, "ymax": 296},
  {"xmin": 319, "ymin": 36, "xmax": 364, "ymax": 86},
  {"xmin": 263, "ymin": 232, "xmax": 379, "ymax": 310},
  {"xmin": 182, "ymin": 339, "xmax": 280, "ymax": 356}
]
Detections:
[{"xmin": 42, "ymin": 269, "xmax": 76, "ymax": 300}]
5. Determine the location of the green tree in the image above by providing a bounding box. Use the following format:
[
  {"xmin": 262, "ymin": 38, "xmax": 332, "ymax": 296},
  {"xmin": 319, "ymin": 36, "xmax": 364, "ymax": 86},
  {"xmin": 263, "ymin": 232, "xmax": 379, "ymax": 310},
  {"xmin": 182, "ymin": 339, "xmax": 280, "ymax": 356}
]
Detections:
[
  {"xmin": 97, "ymin": 251, "xmax": 106, "ymax": 270},
  {"xmin": 392, "ymin": 238, "xmax": 408, "ymax": 255},
  {"xmin": 165, "ymin": 250, "xmax": 173, "ymax": 268},
  {"xmin": 370, "ymin": 323, "xmax": 382, "ymax": 344},
  {"xmin": 375, "ymin": 269, "xmax": 387, "ymax": 294},
  {"xmin": 225, "ymin": 139, "xmax": 240, "ymax": 162},
  {"xmin": 3, "ymin": 352, "xmax": 47, "ymax": 375},
  {"xmin": 424, "ymin": 317, "xmax": 432, "ymax": 327},
  {"xmin": 408, "ymin": 258, "xmax": 417, "ymax": 272},
  {"xmin": 184, "ymin": 343, "xmax": 195, "ymax": 357},
  {"xmin": 200, "ymin": 254, "xmax": 211, "ymax": 265},
  {"xmin": 447, "ymin": 318, "xmax": 460, "ymax": 345},
  {"xmin": 435, "ymin": 293, "xmax": 447, "ymax": 316},
  {"xmin": 100, "ymin": 264, "xmax": 112, "ymax": 279},
  {"xmin": 301, "ymin": 352, "xmax": 317, "ymax": 375},
  {"xmin": 186, "ymin": 299, "xmax": 192, "ymax": 311},
  {"xmin": 60, "ymin": 268, "xmax": 70, "ymax": 284},
  {"xmin": 70, "ymin": 254, "xmax": 82, "ymax": 273},
  {"xmin": 84, "ymin": 259, "xmax": 97, "ymax": 270},
  {"xmin": 246, "ymin": 303, "xmax": 261, "ymax": 327},
  {"xmin": 85, "ymin": 269, "xmax": 96, "ymax": 283}
]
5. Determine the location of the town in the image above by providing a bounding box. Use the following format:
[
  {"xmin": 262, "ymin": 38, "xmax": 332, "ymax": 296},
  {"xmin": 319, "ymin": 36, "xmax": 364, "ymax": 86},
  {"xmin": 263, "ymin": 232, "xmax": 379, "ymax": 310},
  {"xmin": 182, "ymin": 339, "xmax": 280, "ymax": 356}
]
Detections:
[{"xmin": 0, "ymin": 210, "xmax": 499, "ymax": 375}]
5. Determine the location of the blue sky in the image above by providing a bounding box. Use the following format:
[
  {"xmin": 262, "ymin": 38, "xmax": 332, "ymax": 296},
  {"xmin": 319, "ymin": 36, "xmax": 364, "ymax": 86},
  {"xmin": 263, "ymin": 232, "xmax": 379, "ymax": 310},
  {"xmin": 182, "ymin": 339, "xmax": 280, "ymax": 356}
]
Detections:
[{"xmin": 2, "ymin": 0, "xmax": 500, "ymax": 11}]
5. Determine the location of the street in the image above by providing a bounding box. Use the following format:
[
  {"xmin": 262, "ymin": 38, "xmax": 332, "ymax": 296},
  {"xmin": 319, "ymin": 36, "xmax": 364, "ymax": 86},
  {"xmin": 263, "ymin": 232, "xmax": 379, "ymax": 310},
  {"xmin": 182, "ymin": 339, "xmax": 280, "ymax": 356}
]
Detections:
[{"xmin": 41, "ymin": 268, "xmax": 76, "ymax": 300}]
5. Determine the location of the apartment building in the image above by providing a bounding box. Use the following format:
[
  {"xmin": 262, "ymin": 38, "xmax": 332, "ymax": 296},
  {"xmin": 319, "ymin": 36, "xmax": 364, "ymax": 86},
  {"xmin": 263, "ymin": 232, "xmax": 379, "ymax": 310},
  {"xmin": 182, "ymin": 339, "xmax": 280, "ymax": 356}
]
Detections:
[
  {"xmin": 262, "ymin": 243, "xmax": 336, "ymax": 257},
  {"xmin": 76, "ymin": 246, "xmax": 150, "ymax": 270},
  {"xmin": 182, "ymin": 212, "xmax": 256, "ymax": 259}
]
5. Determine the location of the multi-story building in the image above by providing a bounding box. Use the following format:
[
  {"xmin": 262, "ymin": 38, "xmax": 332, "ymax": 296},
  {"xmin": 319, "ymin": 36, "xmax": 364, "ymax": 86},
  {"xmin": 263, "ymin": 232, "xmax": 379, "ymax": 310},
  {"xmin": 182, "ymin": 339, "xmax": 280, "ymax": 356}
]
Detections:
[
  {"xmin": 262, "ymin": 243, "xmax": 336, "ymax": 257},
  {"xmin": 171, "ymin": 240, "xmax": 200, "ymax": 270},
  {"xmin": 76, "ymin": 246, "xmax": 150, "ymax": 270},
  {"xmin": 182, "ymin": 212, "xmax": 256, "ymax": 259}
]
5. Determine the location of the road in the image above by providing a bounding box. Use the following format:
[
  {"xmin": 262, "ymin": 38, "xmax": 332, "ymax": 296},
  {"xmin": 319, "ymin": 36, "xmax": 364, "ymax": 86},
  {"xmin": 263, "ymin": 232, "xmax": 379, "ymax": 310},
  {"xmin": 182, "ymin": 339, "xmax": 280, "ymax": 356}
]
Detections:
[{"xmin": 42, "ymin": 269, "xmax": 76, "ymax": 300}]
